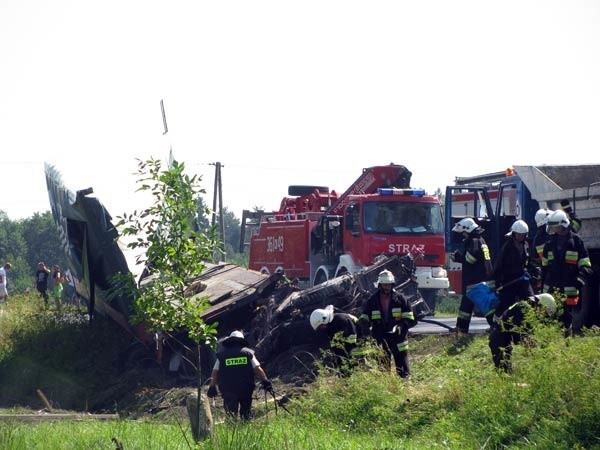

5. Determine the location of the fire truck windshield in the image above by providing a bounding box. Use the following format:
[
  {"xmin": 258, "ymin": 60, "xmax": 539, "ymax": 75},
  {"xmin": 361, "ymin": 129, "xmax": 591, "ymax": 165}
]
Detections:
[{"xmin": 363, "ymin": 202, "xmax": 443, "ymax": 235}]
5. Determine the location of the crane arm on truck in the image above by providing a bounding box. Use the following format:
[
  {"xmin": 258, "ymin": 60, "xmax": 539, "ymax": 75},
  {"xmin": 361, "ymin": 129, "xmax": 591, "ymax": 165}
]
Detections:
[{"xmin": 327, "ymin": 164, "xmax": 412, "ymax": 216}]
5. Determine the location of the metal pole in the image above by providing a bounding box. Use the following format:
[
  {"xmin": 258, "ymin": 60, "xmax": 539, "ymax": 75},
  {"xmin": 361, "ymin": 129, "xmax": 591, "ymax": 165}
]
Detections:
[{"xmin": 217, "ymin": 163, "xmax": 225, "ymax": 245}]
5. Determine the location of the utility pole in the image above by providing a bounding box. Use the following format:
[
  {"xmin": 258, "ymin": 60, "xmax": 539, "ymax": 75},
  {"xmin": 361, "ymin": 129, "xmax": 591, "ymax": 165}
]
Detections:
[
  {"xmin": 160, "ymin": 99, "xmax": 174, "ymax": 166},
  {"xmin": 160, "ymin": 99, "xmax": 169, "ymax": 135},
  {"xmin": 210, "ymin": 162, "xmax": 225, "ymax": 248}
]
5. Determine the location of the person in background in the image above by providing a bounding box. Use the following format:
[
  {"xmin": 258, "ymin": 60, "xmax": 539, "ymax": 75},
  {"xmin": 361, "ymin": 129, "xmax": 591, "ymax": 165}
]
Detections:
[
  {"xmin": 488, "ymin": 293, "xmax": 557, "ymax": 373},
  {"xmin": 542, "ymin": 210, "xmax": 593, "ymax": 334},
  {"xmin": 358, "ymin": 269, "xmax": 417, "ymax": 379},
  {"xmin": 0, "ymin": 262, "xmax": 13, "ymax": 302},
  {"xmin": 492, "ymin": 220, "xmax": 538, "ymax": 320},
  {"xmin": 34, "ymin": 262, "xmax": 51, "ymax": 306},
  {"xmin": 451, "ymin": 218, "xmax": 495, "ymax": 333},
  {"xmin": 560, "ymin": 199, "xmax": 582, "ymax": 234},
  {"xmin": 51, "ymin": 265, "xmax": 65, "ymax": 311},
  {"xmin": 63, "ymin": 269, "xmax": 77, "ymax": 305},
  {"xmin": 207, "ymin": 330, "xmax": 272, "ymax": 420}
]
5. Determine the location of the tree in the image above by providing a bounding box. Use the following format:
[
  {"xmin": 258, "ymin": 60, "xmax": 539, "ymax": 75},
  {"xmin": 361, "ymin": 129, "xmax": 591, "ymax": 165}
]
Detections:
[
  {"xmin": 195, "ymin": 196, "xmax": 211, "ymax": 231},
  {"xmin": 433, "ymin": 187, "xmax": 445, "ymax": 205},
  {"xmin": 196, "ymin": 197, "xmax": 244, "ymax": 263},
  {"xmin": 20, "ymin": 212, "xmax": 67, "ymax": 270},
  {"xmin": 116, "ymin": 157, "xmax": 220, "ymax": 441},
  {"xmin": 0, "ymin": 210, "xmax": 66, "ymax": 295},
  {"xmin": 0, "ymin": 213, "xmax": 29, "ymax": 293}
]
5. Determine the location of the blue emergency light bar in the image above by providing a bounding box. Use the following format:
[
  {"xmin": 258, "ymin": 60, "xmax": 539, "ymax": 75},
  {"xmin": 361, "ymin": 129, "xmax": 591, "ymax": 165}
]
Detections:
[{"xmin": 377, "ymin": 188, "xmax": 426, "ymax": 196}]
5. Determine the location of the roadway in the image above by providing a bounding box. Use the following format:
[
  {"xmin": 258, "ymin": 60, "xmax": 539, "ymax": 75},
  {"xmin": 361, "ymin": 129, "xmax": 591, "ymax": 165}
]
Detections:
[{"xmin": 411, "ymin": 316, "xmax": 490, "ymax": 335}]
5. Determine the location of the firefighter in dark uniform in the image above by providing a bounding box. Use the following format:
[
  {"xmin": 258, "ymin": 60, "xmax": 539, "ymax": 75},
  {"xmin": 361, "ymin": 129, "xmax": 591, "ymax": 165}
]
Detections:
[
  {"xmin": 492, "ymin": 220, "xmax": 538, "ymax": 319},
  {"xmin": 532, "ymin": 209, "xmax": 553, "ymax": 293},
  {"xmin": 358, "ymin": 270, "xmax": 417, "ymax": 379},
  {"xmin": 489, "ymin": 293, "xmax": 557, "ymax": 373},
  {"xmin": 310, "ymin": 305, "xmax": 359, "ymax": 369},
  {"xmin": 451, "ymin": 217, "xmax": 495, "ymax": 333},
  {"xmin": 541, "ymin": 210, "xmax": 593, "ymax": 334},
  {"xmin": 207, "ymin": 330, "xmax": 272, "ymax": 420}
]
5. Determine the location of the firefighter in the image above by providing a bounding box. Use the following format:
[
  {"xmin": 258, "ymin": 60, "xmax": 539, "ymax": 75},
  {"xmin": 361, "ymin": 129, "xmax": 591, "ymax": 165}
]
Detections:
[
  {"xmin": 533, "ymin": 209, "xmax": 552, "ymax": 260},
  {"xmin": 488, "ymin": 293, "xmax": 557, "ymax": 373},
  {"xmin": 310, "ymin": 305, "xmax": 360, "ymax": 370},
  {"xmin": 492, "ymin": 220, "xmax": 538, "ymax": 319},
  {"xmin": 532, "ymin": 209, "xmax": 553, "ymax": 292},
  {"xmin": 451, "ymin": 217, "xmax": 495, "ymax": 333},
  {"xmin": 207, "ymin": 330, "xmax": 272, "ymax": 420},
  {"xmin": 541, "ymin": 210, "xmax": 593, "ymax": 334},
  {"xmin": 358, "ymin": 269, "xmax": 417, "ymax": 379}
]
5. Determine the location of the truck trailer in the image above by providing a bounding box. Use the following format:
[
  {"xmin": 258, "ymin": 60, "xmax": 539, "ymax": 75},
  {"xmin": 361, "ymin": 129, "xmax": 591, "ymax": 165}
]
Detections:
[
  {"xmin": 240, "ymin": 164, "xmax": 449, "ymax": 311},
  {"xmin": 445, "ymin": 164, "xmax": 600, "ymax": 328}
]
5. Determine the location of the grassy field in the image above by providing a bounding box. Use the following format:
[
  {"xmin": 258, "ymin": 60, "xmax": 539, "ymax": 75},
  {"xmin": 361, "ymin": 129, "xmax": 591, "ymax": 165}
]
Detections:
[{"xmin": 1, "ymin": 294, "xmax": 599, "ymax": 449}]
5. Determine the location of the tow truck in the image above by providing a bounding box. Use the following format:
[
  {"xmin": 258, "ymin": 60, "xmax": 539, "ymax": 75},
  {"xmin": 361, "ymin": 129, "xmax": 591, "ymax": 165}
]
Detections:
[{"xmin": 240, "ymin": 164, "xmax": 449, "ymax": 311}]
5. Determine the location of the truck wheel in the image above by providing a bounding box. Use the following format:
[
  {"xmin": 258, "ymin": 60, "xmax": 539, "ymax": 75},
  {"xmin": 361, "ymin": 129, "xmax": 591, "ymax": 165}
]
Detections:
[
  {"xmin": 288, "ymin": 185, "xmax": 330, "ymax": 196},
  {"xmin": 313, "ymin": 271, "xmax": 328, "ymax": 286},
  {"xmin": 419, "ymin": 289, "xmax": 437, "ymax": 316}
]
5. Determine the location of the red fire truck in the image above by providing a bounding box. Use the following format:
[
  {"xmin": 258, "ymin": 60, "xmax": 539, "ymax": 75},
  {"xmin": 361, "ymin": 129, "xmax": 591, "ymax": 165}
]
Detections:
[{"xmin": 239, "ymin": 164, "xmax": 449, "ymax": 310}]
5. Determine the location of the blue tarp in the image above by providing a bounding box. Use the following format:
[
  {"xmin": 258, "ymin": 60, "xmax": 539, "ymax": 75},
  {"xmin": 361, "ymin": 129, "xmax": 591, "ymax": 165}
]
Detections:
[{"xmin": 466, "ymin": 282, "xmax": 498, "ymax": 315}]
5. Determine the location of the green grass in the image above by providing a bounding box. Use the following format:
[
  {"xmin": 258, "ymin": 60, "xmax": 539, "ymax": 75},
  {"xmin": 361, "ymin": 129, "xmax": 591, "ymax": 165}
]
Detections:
[
  {"xmin": 0, "ymin": 419, "xmax": 192, "ymax": 450},
  {"xmin": 435, "ymin": 292, "xmax": 460, "ymax": 316},
  {"xmin": 1, "ymin": 295, "xmax": 600, "ymax": 449}
]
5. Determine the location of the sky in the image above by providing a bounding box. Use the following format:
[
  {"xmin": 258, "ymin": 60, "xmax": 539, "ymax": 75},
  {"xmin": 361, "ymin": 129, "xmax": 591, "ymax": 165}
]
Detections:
[{"xmin": 1, "ymin": 1, "xmax": 600, "ymax": 222}]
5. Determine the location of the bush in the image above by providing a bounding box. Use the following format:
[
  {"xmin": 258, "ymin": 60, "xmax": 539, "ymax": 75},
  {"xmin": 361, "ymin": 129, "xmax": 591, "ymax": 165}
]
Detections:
[{"xmin": 0, "ymin": 295, "xmax": 131, "ymax": 410}]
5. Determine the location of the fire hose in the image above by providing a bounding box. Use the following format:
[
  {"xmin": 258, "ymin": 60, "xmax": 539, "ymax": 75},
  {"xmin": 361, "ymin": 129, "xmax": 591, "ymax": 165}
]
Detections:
[{"xmin": 260, "ymin": 384, "xmax": 291, "ymax": 415}]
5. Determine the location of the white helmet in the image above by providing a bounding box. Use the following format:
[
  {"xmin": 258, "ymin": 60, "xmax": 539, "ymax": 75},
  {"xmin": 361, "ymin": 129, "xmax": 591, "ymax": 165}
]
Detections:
[
  {"xmin": 310, "ymin": 305, "xmax": 334, "ymax": 330},
  {"xmin": 534, "ymin": 209, "xmax": 552, "ymax": 227},
  {"xmin": 376, "ymin": 269, "xmax": 396, "ymax": 286},
  {"xmin": 452, "ymin": 217, "xmax": 478, "ymax": 234},
  {"xmin": 229, "ymin": 330, "xmax": 244, "ymax": 339},
  {"xmin": 505, "ymin": 219, "xmax": 529, "ymax": 236},
  {"xmin": 535, "ymin": 293, "xmax": 557, "ymax": 315},
  {"xmin": 547, "ymin": 210, "xmax": 570, "ymax": 229}
]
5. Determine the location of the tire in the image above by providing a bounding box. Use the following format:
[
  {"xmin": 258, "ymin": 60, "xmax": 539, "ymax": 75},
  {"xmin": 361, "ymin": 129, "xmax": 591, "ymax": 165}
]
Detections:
[
  {"xmin": 288, "ymin": 185, "xmax": 329, "ymax": 196},
  {"xmin": 419, "ymin": 289, "xmax": 437, "ymax": 316},
  {"xmin": 313, "ymin": 271, "xmax": 328, "ymax": 286}
]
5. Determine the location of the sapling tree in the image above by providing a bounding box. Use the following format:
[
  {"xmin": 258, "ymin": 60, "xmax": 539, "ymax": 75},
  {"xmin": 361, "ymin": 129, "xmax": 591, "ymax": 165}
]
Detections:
[{"xmin": 116, "ymin": 156, "xmax": 221, "ymax": 441}]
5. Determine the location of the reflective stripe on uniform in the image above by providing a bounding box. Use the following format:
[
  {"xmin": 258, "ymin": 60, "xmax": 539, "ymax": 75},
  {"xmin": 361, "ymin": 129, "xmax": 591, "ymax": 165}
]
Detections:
[
  {"xmin": 535, "ymin": 244, "xmax": 544, "ymax": 258},
  {"xmin": 482, "ymin": 244, "xmax": 491, "ymax": 261},
  {"xmin": 458, "ymin": 310, "xmax": 471, "ymax": 320},
  {"xmin": 565, "ymin": 250, "xmax": 578, "ymax": 265},
  {"xmin": 402, "ymin": 311, "xmax": 415, "ymax": 321},
  {"xmin": 564, "ymin": 286, "xmax": 578, "ymax": 297},
  {"xmin": 397, "ymin": 340, "xmax": 408, "ymax": 352},
  {"xmin": 465, "ymin": 251, "xmax": 477, "ymax": 264},
  {"xmin": 579, "ymin": 256, "xmax": 592, "ymax": 269}
]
